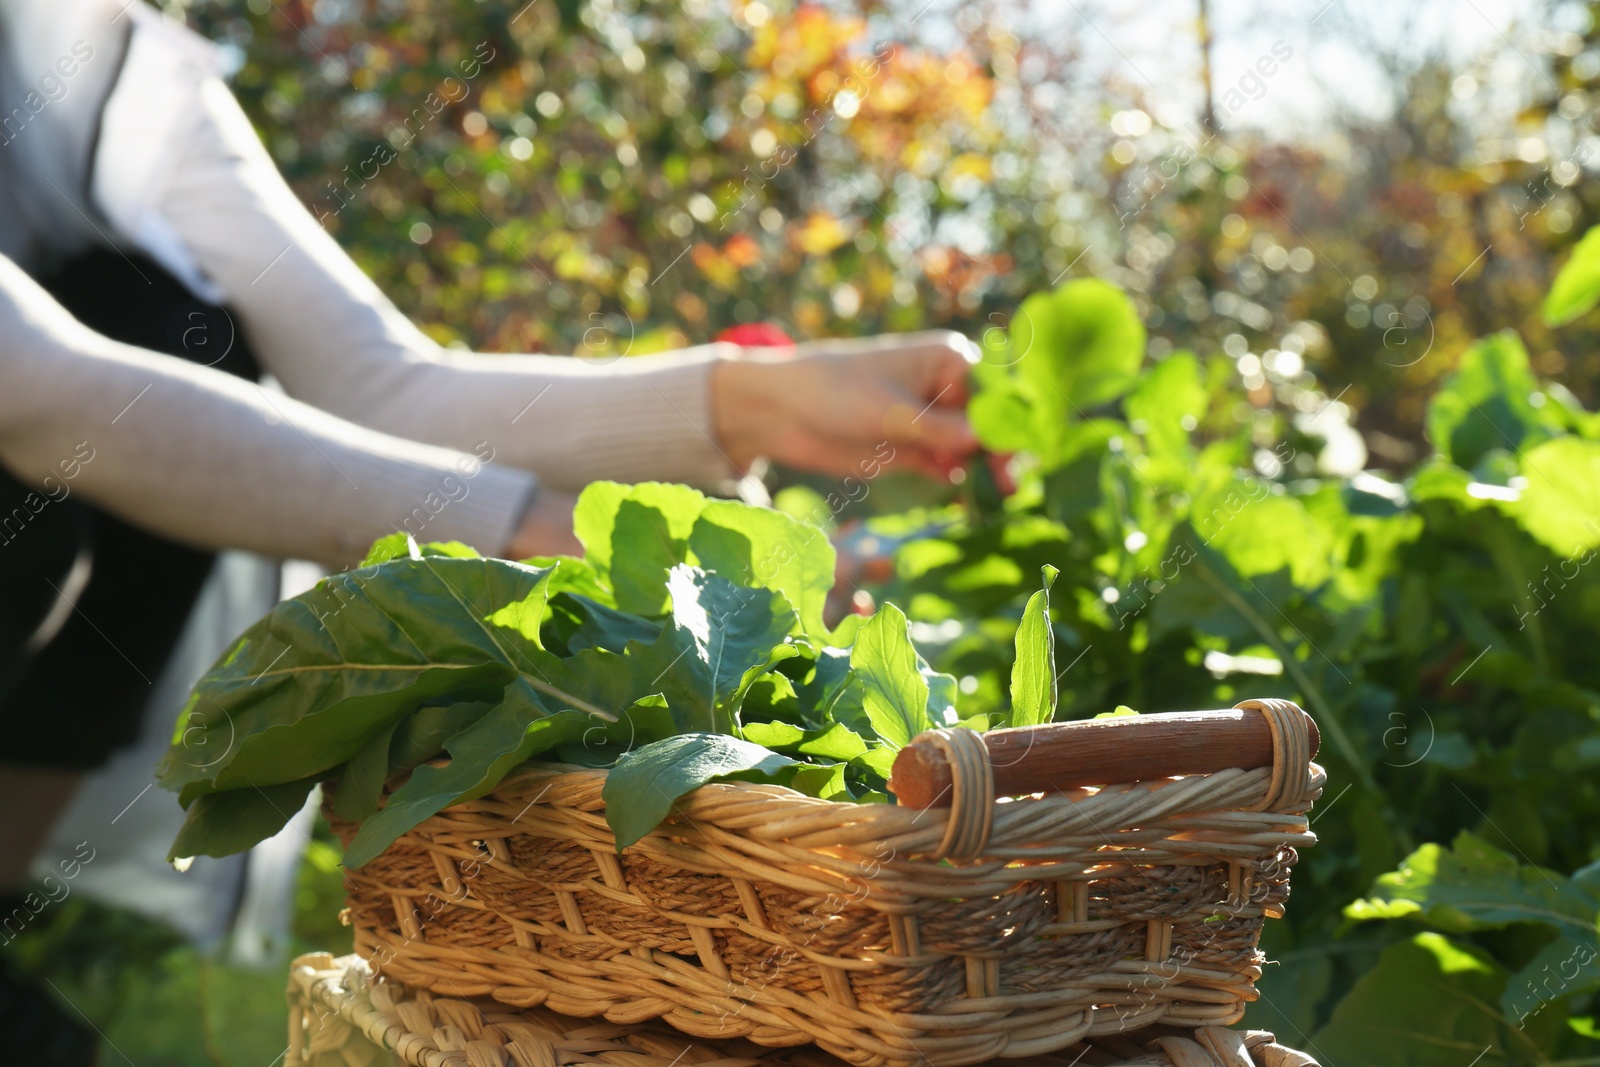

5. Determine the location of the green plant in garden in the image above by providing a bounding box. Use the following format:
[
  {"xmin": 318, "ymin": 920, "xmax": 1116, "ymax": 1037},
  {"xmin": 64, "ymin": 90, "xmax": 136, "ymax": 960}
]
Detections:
[{"xmin": 845, "ymin": 246, "xmax": 1600, "ymax": 1062}]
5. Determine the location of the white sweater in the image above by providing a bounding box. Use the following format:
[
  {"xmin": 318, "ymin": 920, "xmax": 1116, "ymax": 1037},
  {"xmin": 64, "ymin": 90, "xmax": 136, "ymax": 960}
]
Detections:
[{"xmin": 0, "ymin": 1, "xmax": 732, "ymax": 565}]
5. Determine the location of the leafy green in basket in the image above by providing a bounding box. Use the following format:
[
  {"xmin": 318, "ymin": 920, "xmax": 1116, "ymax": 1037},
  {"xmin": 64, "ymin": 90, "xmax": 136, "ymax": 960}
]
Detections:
[
  {"xmin": 601, "ymin": 733, "xmax": 800, "ymax": 850},
  {"xmin": 157, "ymin": 482, "xmax": 973, "ymax": 867}
]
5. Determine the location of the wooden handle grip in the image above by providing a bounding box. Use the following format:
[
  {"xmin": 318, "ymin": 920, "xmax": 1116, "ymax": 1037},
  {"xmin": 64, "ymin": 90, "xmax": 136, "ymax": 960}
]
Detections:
[{"xmin": 887, "ymin": 708, "xmax": 1320, "ymax": 809}]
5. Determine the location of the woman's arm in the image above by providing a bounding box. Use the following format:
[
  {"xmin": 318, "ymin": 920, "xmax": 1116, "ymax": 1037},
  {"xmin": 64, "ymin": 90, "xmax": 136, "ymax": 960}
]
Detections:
[
  {"xmin": 0, "ymin": 255, "xmax": 542, "ymax": 567},
  {"xmin": 140, "ymin": 74, "xmax": 734, "ymax": 492}
]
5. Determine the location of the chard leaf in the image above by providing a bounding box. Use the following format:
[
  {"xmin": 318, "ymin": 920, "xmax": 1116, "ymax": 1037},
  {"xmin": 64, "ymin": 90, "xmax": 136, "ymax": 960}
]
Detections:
[
  {"xmin": 641, "ymin": 566, "xmax": 796, "ymax": 734},
  {"xmin": 738, "ymin": 720, "xmax": 805, "ymax": 748},
  {"xmin": 386, "ymin": 701, "xmax": 495, "ymax": 771},
  {"xmin": 602, "ymin": 734, "xmax": 797, "ymax": 850},
  {"xmin": 796, "ymin": 645, "xmax": 862, "ymax": 729},
  {"xmin": 1347, "ymin": 833, "xmax": 1600, "ymax": 1022},
  {"xmin": 359, "ymin": 535, "xmax": 482, "ymax": 567},
  {"xmin": 345, "ymin": 695, "xmax": 674, "ymax": 867},
  {"xmin": 571, "ymin": 482, "xmax": 630, "ymax": 577},
  {"xmin": 739, "ymin": 671, "xmax": 802, "ymax": 725},
  {"xmin": 332, "ymin": 720, "xmax": 397, "ymax": 822},
  {"xmin": 969, "ymin": 380, "xmax": 1037, "ymax": 454},
  {"xmin": 740, "ymin": 720, "xmax": 867, "ymax": 760},
  {"xmin": 1009, "ymin": 564, "xmax": 1059, "ymax": 727},
  {"xmin": 550, "ymin": 593, "xmax": 662, "ymax": 654},
  {"xmin": 849, "ymin": 603, "xmax": 932, "ymax": 748},
  {"xmin": 168, "ymin": 777, "xmax": 317, "ymax": 861},
  {"xmin": 851, "ymin": 746, "xmax": 899, "ymax": 781},
  {"xmin": 1544, "ymin": 224, "xmax": 1600, "ymax": 326},
  {"xmin": 158, "ymin": 555, "xmax": 573, "ymax": 801},
  {"xmin": 1014, "ymin": 277, "xmax": 1145, "ymax": 418},
  {"xmin": 518, "ymin": 555, "xmax": 614, "ymax": 603},
  {"xmin": 574, "ymin": 482, "xmax": 708, "ymax": 614},
  {"xmin": 1312, "ymin": 933, "xmax": 1562, "ymax": 1065},
  {"xmin": 796, "ymin": 722, "xmax": 869, "ymax": 760},
  {"xmin": 789, "ymin": 762, "xmax": 850, "ymax": 799},
  {"xmin": 1425, "ymin": 332, "xmax": 1556, "ymax": 471},
  {"xmin": 1510, "ymin": 436, "xmax": 1600, "ymax": 557},
  {"xmin": 689, "ymin": 500, "xmax": 836, "ymax": 639},
  {"xmin": 1192, "ymin": 480, "xmax": 1336, "ymax": 589}
]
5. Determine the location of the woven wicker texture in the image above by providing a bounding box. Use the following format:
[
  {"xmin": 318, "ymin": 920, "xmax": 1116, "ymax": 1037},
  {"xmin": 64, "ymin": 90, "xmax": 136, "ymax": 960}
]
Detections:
[
  {"xmin": 285, "ymin": 954, "xmax": 1321, "ymax": 1067},
  {"xmin": 336, "ymin": 700, "xmax": 1324, "ymax": 1067}
]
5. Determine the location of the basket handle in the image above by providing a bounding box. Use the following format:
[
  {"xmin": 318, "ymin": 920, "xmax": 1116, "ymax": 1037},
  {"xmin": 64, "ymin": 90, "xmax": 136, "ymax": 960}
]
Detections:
[{"xmin": 887, "ymin": 698, "xmax": 1319, "ymax": 812}]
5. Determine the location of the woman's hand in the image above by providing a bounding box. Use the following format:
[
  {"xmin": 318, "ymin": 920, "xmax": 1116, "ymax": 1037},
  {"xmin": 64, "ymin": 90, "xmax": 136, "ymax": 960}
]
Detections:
[{"xmin": 710, "ymin": 331, "xmax": 979, "ymax": 480}]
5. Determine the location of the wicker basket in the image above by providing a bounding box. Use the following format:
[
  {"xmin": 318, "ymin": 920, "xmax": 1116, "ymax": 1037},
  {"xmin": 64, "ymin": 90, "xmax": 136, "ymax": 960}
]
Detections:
[
  {"xmin": 334, "ymin": 698, "xmax": 1322, "ymax": 1067},
  {"xmin": 285, "ymin": 953, "xmax": 1321, "ymax": 1067}
]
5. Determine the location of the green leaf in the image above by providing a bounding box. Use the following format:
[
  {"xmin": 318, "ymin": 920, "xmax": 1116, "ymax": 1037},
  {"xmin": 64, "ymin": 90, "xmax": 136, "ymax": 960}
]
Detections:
[
  {"xmin": 1125, "ymin": 350, "xmax": 1206, "ymax": 470},
  {"xmin": 968, "ymin": 381, "xmax": 1037, "ymax": 453},
  {"xmin": 789, "ymin": 762, "xmax": 850, "ymax": 799},
  {"xmin": 1312, "ymin": 933, "xmax": 1556, "ymax": 1065},
  {"xmin": 601, "ymin": 733, "xmax": 797, "ymax": 849},
  {"xmin": 550, "ymin": 593, "xmax": 662, "ymax": 654},
  {"xmin": 1408, "ymin": 460, "xmax": 1478, "ymax": 505},
  {"xmin": 522, "ymin": 555, "xmax": 614, "ymax": 603},
  {"xmin": 168, "ymin": 777, "xmax": 317, "ymax": 861},
  {"xmin": 386, "ymin": 701, "xmax": 495, "ymax": 771},
  {"xmin": 1009, "ymin": 565, "xmax": 1059, "ymax": 727},
  {"xmin": 772, "ymin": 484, "xmax": 836, "ymax": 533},
  {"xmin": 1147, "ymin": 529, "xmax": 1262, "ymax": 644},
  {"xmin": 1425, "ymin": 332, "xmax": 1556, "ymax": 470},
  {"xmin": 159, "ymin": 554, "xmax": 651, "ymax": 867},
  {"xmin": 332, "ymin": 720, "xmax": 397, "ymax": 822},
  {"xmin": 850, "ymin": 746, "xmax": 899, "ymax": 781},
  {"xmin": 739, "ymin": 720, "xmax": 804, "ymax": 748},
  {"xmin": 922, "ymin": 658, "xmax": 960, "ymax": 724},
  {"xmin": 740, "ymin": 720, "xmax": 867, "ymax": 760},
  {"xmin": 849, "ymin": 603, "xmax": 932, "ymax": 748},
  {"xmin": 1511, "ymin": 436, "xmax": 1600, "ymax": 557},
  {"xmin": 571, "ymin": 481, "xmax": 631, "ymax": 576},
  {"xmin": 573, "ymin": 482, "xmax": 708, "ymax": 614},
  {"xmin": 644, "ymin": 565, "xmax": 797, "ymax": 734},
  {"xmin": 689, "ymin": 499, "xmax": 837, "ymax": 639},
  {"xmin": 1544, "ymin": 224, "xmax": 1600, "ymax": 326},
  {"xmin": 359, "ymin": 532, "xmax": 413, "ymax": 566},
  {"xmin": 345, "ymin": 707, "xmax": 589, "ymax": 868},
  {"xmin": 1348, "ymin": 833, "xmax": 1599, "ymax": 932},
  {"xmin": 358, "ymin": 535, "xmax": 483, "ymax": 567},
  {"xmin": 1346, "ymin": 833, "xmax": 1600, "ymax": 1021},
  {"xmin": 157, "ymin": 557, "xmax": 572, "ymax": 802},
  {"xmin": 797, "ymin": 722, "xmax": 869, "ymax": 760},
  {"xmin": 345, "ymin": 695, "xmax": 674, "ymax": 867},
  {"xmin": 1192, "ymin": 482, "xmax": 1336, "ymax": 590},
  {"xmin": 739, "ymin": 671, "xmax": 802, "ymax": 725},
  {"xmin": 1096, "ymin": 705, "xmax": 1140, "ymax": 719},
  {"xmin": 1014, "ymin": 277, "xmax": 1146, "ymax": 413}
]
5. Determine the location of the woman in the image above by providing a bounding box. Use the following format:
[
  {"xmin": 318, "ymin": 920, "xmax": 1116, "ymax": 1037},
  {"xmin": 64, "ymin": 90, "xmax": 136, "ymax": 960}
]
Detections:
[{"xmin": 0, "ymin": 1, "xmax": 977, "ymax": 1053}]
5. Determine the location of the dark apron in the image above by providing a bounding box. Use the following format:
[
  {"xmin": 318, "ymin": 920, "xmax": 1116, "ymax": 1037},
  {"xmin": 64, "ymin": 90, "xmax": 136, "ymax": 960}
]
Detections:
[{"xmin": 0, "ymin": 250, "xmax": 261, "ymax": 769}]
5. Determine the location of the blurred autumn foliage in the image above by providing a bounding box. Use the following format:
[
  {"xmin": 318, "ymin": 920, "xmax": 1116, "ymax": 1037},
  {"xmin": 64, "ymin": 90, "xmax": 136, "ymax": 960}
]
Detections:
[
  {"xmin": 194, "ymin": 0, "xmax": 1010, "ymax": 360},
  {"xmin": 193, "ymin": 0, "xmax": 1600, "ymax": 469}
]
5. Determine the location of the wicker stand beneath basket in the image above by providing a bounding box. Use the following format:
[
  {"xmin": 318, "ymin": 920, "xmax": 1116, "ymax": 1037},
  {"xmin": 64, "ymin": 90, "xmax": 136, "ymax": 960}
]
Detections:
[
  {"xmin": 335, "ymin": 700, "xmax": 1322, "ymax": 1067},
  {"xmin": 285, "ymin": 953, "xmax": 1320, "ymax": 1067}
]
